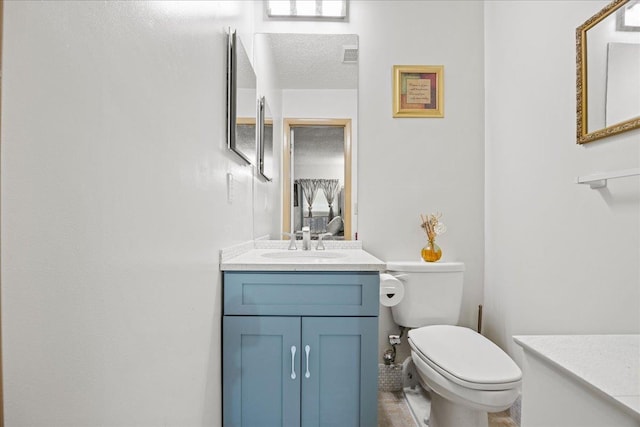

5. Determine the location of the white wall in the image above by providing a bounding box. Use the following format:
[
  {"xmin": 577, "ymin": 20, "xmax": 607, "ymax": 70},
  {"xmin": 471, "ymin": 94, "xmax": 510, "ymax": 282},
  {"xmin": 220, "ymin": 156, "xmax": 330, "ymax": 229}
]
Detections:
[
  {"xmin": 1, "ymin": 1, "xmax": 257, "ymax": 425},
  {"xmin": 354, "ymin": 1, "xmax": 486, "ymax": 360},
  {"xmin": 484, "ymin": 1, "xmax": 640, "ymax": 363}
]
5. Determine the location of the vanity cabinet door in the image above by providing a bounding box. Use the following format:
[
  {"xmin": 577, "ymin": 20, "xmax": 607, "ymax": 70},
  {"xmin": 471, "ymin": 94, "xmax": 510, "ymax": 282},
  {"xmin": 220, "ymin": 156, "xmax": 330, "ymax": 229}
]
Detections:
[
  {"xmin": 222, "ymin": 316, "xmax": 301, "ymax": 427},
  {"xmin": 300, "ymin": 317, "xmax": 378, "ymax": 427}
]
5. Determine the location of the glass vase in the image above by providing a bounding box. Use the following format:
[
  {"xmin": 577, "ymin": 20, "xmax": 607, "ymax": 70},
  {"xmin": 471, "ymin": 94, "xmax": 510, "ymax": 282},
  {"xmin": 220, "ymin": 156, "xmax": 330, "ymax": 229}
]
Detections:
[{"xmin": 421, "ymin": 239, "xmax": 442, "ymax": 262}]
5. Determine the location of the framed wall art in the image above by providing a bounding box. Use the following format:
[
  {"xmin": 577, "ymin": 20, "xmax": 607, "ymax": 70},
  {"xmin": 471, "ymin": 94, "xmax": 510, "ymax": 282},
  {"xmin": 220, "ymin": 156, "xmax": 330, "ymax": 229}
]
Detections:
[{"xmin": 393, "ymin": 65, "xmax": 444, "ymax": 118}]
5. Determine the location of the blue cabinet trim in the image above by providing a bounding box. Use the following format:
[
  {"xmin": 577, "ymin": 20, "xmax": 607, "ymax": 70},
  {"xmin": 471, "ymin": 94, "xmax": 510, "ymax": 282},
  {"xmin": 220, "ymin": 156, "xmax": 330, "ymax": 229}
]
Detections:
[{"xmin": 224, "ymin": 271, "xmax": 379, "ymax": 316}]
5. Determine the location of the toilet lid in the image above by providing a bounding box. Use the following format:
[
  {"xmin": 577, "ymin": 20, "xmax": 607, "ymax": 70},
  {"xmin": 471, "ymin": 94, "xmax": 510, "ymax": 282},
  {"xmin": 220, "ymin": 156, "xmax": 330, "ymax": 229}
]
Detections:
[{"xmin": 408, "ymin": 325, "xmax": 522, "ymax": 391}]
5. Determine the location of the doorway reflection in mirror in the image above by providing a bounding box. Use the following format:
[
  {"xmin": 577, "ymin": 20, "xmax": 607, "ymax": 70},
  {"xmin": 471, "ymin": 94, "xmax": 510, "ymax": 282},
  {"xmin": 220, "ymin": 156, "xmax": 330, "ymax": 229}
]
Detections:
[{"xmin": 292, "ymin": 125, "xmax": 346, "ymax": 239}]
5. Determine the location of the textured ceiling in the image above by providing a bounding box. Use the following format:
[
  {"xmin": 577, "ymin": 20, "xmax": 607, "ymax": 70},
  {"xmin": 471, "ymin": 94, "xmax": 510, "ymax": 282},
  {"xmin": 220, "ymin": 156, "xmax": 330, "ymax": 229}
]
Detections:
[{"xmin": 261, "ymin": 33, "xmax": 358, "ymax": 90}]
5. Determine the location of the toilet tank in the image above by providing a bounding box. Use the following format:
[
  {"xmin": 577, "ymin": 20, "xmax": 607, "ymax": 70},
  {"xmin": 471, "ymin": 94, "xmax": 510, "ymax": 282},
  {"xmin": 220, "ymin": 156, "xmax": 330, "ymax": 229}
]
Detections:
[{"xmin": 386, "ymin": 261, "xmax": 465, "ymax": 328}]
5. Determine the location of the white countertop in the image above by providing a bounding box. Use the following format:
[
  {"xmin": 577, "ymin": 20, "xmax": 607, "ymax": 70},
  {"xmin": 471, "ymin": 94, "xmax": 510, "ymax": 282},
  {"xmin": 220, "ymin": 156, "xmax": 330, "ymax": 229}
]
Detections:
[
  {"xmin": 220, "ymin": 240, "xmax": 385, "ymax": 272},
  {"xmin": 514, "ymin": 334, "xmax": 640, "ymax": 419}
]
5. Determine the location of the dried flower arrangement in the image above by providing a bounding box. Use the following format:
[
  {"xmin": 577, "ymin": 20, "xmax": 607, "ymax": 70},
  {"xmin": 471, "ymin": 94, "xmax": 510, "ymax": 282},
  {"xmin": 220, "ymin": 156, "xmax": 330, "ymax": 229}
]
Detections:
[
  {"xmin": 420, "ymin": 212, "xmax": 447, "ymax": 242},
  {"xmin": 420, "ymin": 213, "xmax": 446, "ymax": 262}
]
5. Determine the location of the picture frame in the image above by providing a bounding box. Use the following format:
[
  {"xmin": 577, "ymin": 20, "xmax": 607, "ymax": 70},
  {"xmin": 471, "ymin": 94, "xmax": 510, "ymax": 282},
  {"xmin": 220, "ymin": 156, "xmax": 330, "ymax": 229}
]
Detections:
[{"xmin": 393, "ymin": 65, "xmax": 444, "ymax": 118}]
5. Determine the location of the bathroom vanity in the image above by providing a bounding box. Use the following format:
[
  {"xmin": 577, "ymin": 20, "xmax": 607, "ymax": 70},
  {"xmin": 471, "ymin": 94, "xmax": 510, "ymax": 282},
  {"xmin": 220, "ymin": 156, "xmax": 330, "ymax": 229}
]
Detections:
[{"xmin": 220, "ymin": 241, "xmax": 384, "ymax": 427}]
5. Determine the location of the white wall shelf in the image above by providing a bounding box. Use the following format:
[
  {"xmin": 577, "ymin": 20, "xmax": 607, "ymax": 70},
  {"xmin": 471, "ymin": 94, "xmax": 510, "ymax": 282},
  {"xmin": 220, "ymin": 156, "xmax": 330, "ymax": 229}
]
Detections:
[{"xmin": 575, "ymin": 168, "xmax": 640, "ymax": 189}]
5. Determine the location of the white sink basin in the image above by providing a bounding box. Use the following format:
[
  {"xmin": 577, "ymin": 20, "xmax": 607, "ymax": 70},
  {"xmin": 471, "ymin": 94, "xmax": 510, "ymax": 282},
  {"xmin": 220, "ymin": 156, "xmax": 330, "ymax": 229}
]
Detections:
[
  {"xmin": 261, "ymin": 251, "xmax": 347, "ymax": 259},
  {"xmin": 220, "ymin": 244, "xmax": 386, "ymax": 271}
]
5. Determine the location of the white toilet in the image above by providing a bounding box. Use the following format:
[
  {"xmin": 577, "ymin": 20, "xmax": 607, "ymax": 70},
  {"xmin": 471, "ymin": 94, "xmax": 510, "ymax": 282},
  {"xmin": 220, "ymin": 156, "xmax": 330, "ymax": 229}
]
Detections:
[{"xmin": 387, "ymin": 261, "xmax": 522, "ymax": 427}]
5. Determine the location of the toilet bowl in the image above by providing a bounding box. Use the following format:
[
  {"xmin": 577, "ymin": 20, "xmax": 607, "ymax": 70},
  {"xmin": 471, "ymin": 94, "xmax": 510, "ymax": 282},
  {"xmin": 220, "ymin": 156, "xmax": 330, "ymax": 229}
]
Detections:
[
  {"xmin": 386, "ymin": 261, "xmax": 521, "ymax": 427},
  {"xmin": 409, "ymin": 325, "xmax": 521, "ymax": 427}
]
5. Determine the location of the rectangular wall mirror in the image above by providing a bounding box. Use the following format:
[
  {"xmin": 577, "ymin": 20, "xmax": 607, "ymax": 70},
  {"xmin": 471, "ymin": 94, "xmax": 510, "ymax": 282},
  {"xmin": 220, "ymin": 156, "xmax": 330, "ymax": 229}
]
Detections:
[
  {"xmin": 258, "ymin": 96, "xmax": 274, "ymax": 181},
  {"xmin": 254, "ymin": 33, "xmax": 358, "ymax": 240},
  {"xmin": 227, "ymin": 28, "xmax": 257, "ymax": 163}
]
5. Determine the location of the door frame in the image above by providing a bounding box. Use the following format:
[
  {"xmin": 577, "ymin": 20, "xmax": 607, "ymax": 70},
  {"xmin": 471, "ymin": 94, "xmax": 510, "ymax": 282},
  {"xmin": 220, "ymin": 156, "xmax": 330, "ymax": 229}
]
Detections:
[
  {"xmin": 282, "ymin": 118, "xmax": 352, "ymax": 240},
  {"xmin": 1, "ymin": 0, "xmax": 6, "ymax": 423}
]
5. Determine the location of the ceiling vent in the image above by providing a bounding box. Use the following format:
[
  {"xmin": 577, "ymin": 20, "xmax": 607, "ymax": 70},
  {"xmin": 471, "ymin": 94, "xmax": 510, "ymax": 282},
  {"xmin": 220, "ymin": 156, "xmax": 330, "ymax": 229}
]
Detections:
[{"xmin": 342, "ymin": 45, "xmax": 358, "ymax": 63}]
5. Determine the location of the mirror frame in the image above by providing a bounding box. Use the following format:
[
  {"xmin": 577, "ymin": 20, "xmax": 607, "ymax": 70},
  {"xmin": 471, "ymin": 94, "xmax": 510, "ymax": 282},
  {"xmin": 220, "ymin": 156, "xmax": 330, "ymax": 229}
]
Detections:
[
  {"xmin": 257, "ymin": 96, "xmax": 273, "ymax": 181},
  {"xmin": 226, "ymin": 28, "xmax": 255, "ymax": 163},
  {"xmin": 577, "ymin": 0, "xmax": 640, "ymax": 144}
]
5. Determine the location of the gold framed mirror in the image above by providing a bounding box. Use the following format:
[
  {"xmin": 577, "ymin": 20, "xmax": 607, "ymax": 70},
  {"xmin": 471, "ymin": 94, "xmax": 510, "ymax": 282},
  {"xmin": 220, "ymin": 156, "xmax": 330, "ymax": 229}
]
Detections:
[{"xmin": 577, "ymin": 0, "xmax": 640, "ymax": 144}]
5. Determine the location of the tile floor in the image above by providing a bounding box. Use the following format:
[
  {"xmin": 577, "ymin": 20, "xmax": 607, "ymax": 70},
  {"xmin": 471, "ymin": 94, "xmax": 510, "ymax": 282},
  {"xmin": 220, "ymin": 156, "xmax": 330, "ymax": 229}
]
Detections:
[
  {"xmin": 378, "ymin": 391, "xmax": 518, "ymax": 427},
  {"xmin": 378, "ymin": 391, "xmax": 420, "ymax": 427}
]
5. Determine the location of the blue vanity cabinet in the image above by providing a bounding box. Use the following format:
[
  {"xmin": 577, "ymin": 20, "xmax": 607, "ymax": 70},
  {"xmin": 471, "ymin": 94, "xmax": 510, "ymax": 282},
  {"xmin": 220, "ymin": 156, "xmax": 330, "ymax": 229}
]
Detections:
[{"xmin": 222, "ymin": 271, "xmax": 379, "ymax": 427}]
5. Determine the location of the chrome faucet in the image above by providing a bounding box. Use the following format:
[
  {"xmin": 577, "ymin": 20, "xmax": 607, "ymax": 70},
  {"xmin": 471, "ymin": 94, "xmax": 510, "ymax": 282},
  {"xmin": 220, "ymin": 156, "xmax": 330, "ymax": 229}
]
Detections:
[
  {"xmin": 301, "ymin": 226, "xmax": 311, "ymax": 250},
  {"xmin": 282, "ymin": 232, "xmax": 297, "ymax": 250},
  {"xmin": 316, "ymin": 233, "xmax": 332, "ymax": 250}
]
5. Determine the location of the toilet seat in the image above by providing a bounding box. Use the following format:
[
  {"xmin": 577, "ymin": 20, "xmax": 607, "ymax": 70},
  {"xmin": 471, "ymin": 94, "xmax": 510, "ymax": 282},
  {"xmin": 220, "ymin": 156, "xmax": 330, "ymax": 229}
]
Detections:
[
  {"xmin": 410, "ymin": 350, "xmax": 520, "ymax": 413},
  {"xmin": 408, "ymin": 325, "xmax": 522, "ymax": 391}
]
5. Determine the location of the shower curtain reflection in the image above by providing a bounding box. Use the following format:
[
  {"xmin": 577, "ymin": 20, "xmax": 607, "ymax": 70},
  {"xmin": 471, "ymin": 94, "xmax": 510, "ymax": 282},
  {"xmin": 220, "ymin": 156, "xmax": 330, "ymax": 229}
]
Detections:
[
  {"xmin": 298, "ymin": 178, "xmax": 321, "ymax": 218},
  {"xmin": 320, "ymin": 179, "xmax": 340, "ymax": 221}
]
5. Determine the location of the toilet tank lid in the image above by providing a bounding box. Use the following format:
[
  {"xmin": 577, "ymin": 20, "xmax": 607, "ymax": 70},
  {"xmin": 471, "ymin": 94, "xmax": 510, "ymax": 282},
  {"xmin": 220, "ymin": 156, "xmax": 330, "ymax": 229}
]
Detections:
[{"xmin": 386, "ymin": 261, "xmax": 465, "ymax": 272}]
